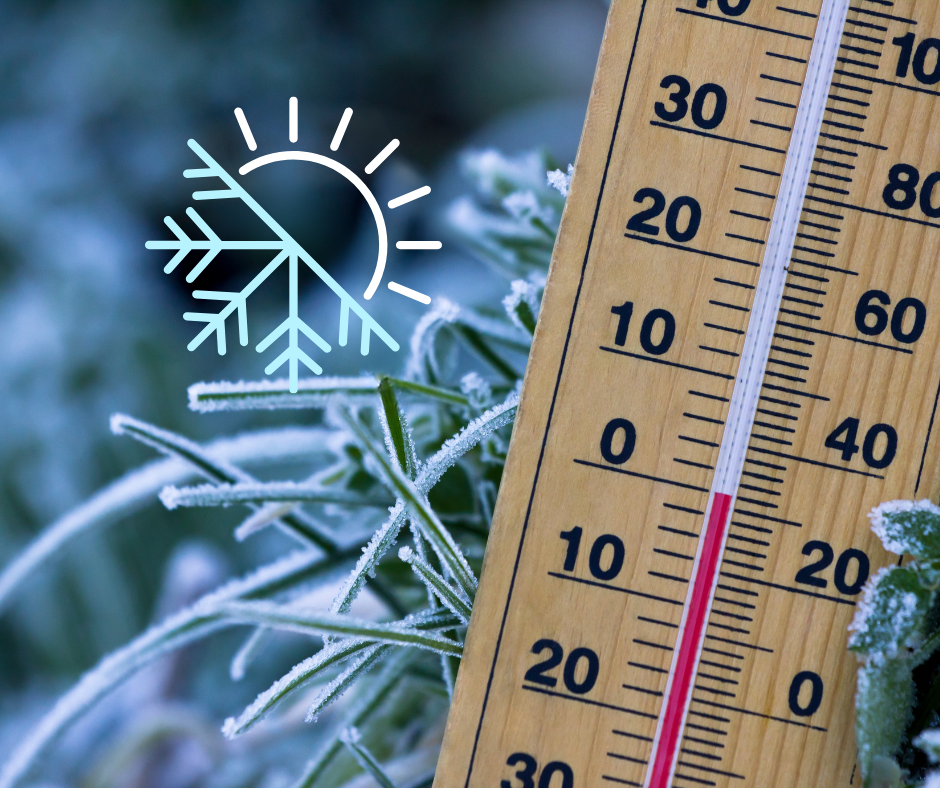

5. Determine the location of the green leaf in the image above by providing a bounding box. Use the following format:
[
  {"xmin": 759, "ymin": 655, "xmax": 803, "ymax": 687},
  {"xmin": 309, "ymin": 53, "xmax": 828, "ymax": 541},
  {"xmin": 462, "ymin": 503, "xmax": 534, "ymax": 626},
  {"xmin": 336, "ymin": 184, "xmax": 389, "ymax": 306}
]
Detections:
[
  {"xmin": 870, "ymin": 500, "xmax": 940, "ymax": 559},
  {"xmin": 225, "ymin": 639, "xmax": 379, "ymax": 737},
  {"xmin": 856, "ymin": 653, "xmax": 914, "ymax": 788},
  {"xmin": 339, "ymin": 407, "xmax": 478, "ymax": 602},
  {"xmin": 341, "ymin": 727, "xmax": 400, "ymax": 788},
  {"xmin": 399, "ymin": 546, "xmax": 471, "ymax": 623},
  {"xmin": 187, "ymin": 375, "xmax": 469, "ymax": 411},
  {"xmin": 291, "ymin": 649, "xmax": 414, "ymax": 788},
  {"xmin": 378, "ymin": 377, "xmax": 417, "ymax": 478},
  {"xmin": 849, "ymin": 566, "xmax": 931, "ymax": 658},
  {"xmin": 453, "ymin": 323, "xmax": 521, "ymax": 381},
  {"xmin": 225, "ymin": 608, "xmax": 458, "ymax": 737}
]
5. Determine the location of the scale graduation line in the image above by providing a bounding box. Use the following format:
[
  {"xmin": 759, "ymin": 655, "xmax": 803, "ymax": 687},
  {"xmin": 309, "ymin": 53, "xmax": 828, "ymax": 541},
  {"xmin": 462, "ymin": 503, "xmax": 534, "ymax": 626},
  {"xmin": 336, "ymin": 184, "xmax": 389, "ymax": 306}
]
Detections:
[
  {"xmin": 643, "ymin": 2, "xmax": 852, "ymax": 786},
  {"xmin": 433, "ymin": 1, "xmax": 940, "ymax": 785}
]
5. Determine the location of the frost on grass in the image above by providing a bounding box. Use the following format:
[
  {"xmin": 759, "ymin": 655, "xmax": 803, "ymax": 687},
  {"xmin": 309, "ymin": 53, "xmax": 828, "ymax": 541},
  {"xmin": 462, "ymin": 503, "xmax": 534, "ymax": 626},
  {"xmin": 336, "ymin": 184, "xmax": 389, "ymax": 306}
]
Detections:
[
  {"xmin": 856, "ymin": 653, "xmax": 914, "ymax": 785},
  {"xmin": 917, "ymin": 729, "xmax": 940, "ymax": 763},
  {"xmin": 188, "ymin": 376, "xmax": 381, "ymax": 412},
  {"xmin": 0, "ymin": 148, "xmax": 557, "ymax": 788},
  {"xmin": 849, "ymin": 566, "xmax": 930, "ymax": 659},
  {"xmin": 870, "ymin": 499, "xmax": 940, "ymax": 558},
  {"xmin": 853, "ymin": 498, "xmax": 940, "ymax": 787},
  {"xmin": 502, "ymin": 279, "xmax": 540, "ymax": 336},
  {"xmin": 547, "ymin": 164, "xmax": 574, "ymax": 197}
]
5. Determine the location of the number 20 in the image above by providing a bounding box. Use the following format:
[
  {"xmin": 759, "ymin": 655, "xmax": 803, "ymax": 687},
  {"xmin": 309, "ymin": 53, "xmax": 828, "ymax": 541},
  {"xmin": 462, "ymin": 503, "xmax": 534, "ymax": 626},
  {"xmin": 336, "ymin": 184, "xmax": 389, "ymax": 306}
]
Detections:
[{"xmin": 627, "ymin": 188, "xmax": 702, "ymax": 243}]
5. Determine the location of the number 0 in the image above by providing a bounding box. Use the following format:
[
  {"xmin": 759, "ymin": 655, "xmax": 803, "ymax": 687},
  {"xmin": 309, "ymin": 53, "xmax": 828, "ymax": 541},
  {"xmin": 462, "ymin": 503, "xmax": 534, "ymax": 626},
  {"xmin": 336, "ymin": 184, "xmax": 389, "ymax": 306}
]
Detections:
[
  {"xmin": 788, "ymin": 671, "xmax": 824, "ymax": 717},
  {"xmin": 601, "ymin": 419, "xmax": 637, "ymax": 465},
  {"xmin": 539, "ymin": 763, "xmax": 574, "ymax": 788}
]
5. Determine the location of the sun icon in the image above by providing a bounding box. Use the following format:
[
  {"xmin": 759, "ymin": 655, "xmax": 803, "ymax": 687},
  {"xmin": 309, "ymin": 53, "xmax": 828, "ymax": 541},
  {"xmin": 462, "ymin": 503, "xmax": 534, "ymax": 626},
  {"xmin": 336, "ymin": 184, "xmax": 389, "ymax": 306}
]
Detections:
[{"xmin": 146, "ymin": 97, "xmax": 440, "ymax": 392}]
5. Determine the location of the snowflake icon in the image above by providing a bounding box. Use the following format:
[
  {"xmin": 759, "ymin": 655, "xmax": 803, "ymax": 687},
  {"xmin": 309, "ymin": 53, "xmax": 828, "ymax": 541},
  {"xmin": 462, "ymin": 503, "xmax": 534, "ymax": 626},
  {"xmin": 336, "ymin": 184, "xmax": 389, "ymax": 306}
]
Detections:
[{"xmin": 146, "ymin": 99, "xmax": 439, "ymax": 392}]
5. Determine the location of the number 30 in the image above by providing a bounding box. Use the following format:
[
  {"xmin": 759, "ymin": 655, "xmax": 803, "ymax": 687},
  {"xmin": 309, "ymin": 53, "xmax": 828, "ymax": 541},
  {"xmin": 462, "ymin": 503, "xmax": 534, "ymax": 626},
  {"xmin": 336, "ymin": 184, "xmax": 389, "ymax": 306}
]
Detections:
[{"xmin": 502, "ymin": 754, "xmax": 574, "ymax": 788}]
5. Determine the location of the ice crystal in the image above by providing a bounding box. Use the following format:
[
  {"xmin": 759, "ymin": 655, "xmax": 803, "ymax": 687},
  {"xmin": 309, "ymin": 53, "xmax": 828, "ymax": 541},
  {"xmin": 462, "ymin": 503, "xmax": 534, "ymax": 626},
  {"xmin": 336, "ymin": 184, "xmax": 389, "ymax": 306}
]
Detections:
[
  {"xmin": 547, "ymin": 164, "xmax": 574, "ymax": 197},
  {"xmin": 147, "ymin": 141, "xmax": 398, "ymax": 392},
  {"xmin": 0, "ymin": 147, "xmax": 556, "ymax": 788}
]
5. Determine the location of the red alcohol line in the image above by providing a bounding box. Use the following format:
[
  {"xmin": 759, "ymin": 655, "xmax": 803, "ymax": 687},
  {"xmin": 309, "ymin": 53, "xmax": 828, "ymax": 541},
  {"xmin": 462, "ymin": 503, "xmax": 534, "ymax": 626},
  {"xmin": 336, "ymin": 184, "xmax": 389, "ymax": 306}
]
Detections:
[{"xmin": 647, "ymin": 492, "xmax": 733, "ymax": 788}]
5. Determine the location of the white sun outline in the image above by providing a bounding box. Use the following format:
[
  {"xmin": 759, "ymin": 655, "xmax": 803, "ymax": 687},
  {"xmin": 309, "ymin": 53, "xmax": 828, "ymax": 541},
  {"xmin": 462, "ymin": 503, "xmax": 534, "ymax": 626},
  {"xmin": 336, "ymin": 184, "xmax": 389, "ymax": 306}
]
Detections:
[
  {"xmin": 235, "ymin": 99, "xmax": 440, "ymax": 304},
  {"xmin": 146, "ymin": 98, "xmax": 443, "ymax": 391}
]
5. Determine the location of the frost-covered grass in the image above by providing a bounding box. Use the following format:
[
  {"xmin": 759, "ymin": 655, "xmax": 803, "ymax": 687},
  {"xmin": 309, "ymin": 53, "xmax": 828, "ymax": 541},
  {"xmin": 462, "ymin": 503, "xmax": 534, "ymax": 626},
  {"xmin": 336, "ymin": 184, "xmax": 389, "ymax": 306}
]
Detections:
[
  {"xmin": 0, "ymin": 150, "xmax": 568, "ymax": 788},
  {"xmin": 6, "ymin": 142, "xmax": 940, "ymax": 788},
  {"xmin": 852, "ymin": 501, "xmax": 940, "ymax": 787}
]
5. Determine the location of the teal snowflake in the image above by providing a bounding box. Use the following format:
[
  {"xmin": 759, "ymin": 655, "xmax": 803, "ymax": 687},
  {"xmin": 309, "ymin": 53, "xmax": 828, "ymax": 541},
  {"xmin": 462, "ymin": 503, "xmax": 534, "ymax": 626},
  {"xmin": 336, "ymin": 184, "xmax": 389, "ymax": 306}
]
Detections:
[{"xmin": 147, "ymin": 102, "xmax": 441, "ymax": 392}]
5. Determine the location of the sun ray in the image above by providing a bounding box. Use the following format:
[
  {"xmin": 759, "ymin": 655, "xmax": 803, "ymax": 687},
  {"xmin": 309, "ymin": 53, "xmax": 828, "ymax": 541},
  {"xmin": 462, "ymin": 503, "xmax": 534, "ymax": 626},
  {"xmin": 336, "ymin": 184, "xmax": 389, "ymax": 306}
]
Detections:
[
  {"xmin": 388, "ymin": 185, "xmax": 430, "ymax": 210},
  {"xmin": 396, "ymin": 241, "xmax": 442, "ymax": 250},
  {"xmin": 234, "ymin": 108, "xmax": 257, "ymax": 151},
  {"xmin": 330, "ymin": 107, "xmax": 353, "ymax": 151},
  {"xmin": 289, "ymin": 97, "xmax": 298, "ymax": 143},
  {"xmin": 388, "ymin": 281, "xmax": 431, "ymax": 304},
  {"xmin": 365, "ymin": 139, "xmax": 400, "ymax": 174}
]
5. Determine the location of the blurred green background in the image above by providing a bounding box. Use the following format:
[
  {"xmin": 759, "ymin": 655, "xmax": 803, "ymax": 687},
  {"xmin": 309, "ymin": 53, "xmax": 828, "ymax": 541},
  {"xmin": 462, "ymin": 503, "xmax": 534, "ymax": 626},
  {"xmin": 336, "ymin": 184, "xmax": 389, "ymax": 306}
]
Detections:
[{"xmin": 0, "ymin": 0, "xmax": 604, "ymax": 775}]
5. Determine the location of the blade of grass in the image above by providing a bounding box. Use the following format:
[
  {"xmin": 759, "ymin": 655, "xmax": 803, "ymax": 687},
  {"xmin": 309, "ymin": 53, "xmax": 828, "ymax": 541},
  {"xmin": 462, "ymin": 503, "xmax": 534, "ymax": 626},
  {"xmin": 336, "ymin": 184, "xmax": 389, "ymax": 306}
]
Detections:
[
  {"xmin": 188, "ymin": 376, "xmax": 381, "ymax": 412},
  {"xmin": 0, "ymin": 549, "xmax": 348, "ymax": 788},
  {"xmin": 291, "ymin": 649, "xmax": 413, "ymax": 788},
  {"xmin": 188, "ymin": 376, "xmax": 468, "ymax": 412},
  {"xmin": 225, "ymin": 607, "xmax": 459, "ymax": 737},
  {"xmin": 112, "ymin": 414, "xmax": 338, "ymax": 552},
  {"xmin": 328, "ymin": 391, "xmax": 517, "ymax": 617},
  {"xmin": 339, "ymin": 408, "xmax": 478, "ymax": 602},
  {"xmin": 160, "ymin": 482, "xmax": 393, "ymax": 509},
  {"xmin": 219, "ymin": 601, "xmax": 463, "ymax": 656},
  {"xmin": 341, "ymin": 728, "xmax": 400, "ymax": 788},
  {"xmin": 0, "ymin": 428, "xmax": 329, "ymax": 614},
  {"xmin": 398, "ymin": 547, "xmax": 471, "ymax": 623}
]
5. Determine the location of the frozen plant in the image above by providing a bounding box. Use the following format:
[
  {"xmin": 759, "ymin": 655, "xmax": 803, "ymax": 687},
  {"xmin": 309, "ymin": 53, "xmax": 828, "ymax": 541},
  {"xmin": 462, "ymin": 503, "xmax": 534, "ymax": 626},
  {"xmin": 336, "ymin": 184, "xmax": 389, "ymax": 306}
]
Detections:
[
  {"xmin": 0, "ymin": 150, "xmax": 564, "ymax": 788},
  {"xmin": 851, "ymin": 500, "xmax": 940, "ymax": 787}
]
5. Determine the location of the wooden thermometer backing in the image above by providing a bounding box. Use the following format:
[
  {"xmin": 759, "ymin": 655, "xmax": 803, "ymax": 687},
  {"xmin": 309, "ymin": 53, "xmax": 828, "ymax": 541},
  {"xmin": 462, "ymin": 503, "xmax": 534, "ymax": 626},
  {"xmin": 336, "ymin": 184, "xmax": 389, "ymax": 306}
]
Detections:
[{"xmin": 435, "ymin": 1, "xmax": 940, "ymax": 787}]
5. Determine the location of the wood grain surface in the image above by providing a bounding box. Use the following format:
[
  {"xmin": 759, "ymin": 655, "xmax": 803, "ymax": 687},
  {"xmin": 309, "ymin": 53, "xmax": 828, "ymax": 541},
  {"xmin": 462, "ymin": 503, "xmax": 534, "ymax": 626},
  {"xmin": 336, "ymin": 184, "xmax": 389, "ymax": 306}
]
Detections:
[{"xmin": 434, "ymin": 2, "xmax": 940, "ymax": 786}]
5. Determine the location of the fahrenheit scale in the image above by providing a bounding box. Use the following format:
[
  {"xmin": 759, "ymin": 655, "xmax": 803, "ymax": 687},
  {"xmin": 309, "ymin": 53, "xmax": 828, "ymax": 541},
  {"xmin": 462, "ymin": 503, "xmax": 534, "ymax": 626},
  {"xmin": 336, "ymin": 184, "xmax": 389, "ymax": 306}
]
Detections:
[{"xmin": 434, "ymin": 1, "xmax": 940, "ymax": 787}]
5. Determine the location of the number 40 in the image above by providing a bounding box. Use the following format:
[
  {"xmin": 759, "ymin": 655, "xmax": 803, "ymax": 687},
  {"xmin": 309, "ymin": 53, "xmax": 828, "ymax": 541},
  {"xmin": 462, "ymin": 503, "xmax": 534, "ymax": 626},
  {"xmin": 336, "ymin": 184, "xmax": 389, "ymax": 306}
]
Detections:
[{"xmin": 825, "ymin": 418, "xmax": 898, "ymax": 470}]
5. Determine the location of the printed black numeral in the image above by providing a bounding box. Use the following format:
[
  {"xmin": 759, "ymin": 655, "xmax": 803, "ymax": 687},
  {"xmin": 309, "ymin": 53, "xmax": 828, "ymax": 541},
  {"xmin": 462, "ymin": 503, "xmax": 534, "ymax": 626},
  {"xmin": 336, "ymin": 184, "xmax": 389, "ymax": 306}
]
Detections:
[
  {"xmin": 883, "ymin": 163, "xmax": 940, "ymax": 219},
  {"xmin": 524, "ymin": 639, "xmax": 599, "ymax": 695},
  {"xmin": 825, "ymin": 417, "xmax": 898, "ymax": 470},
  {"xmin": 611, "ymin": 302, "xmax": 677, "ymax": 355},
  {"xmin": 795, "ymin": 540, "xmax": 870, "ymax": 595},
  {"xmin": 559, "ymin": 529, "xmax": 626, "ymax": 583},
  {"xmin": 600, "ymin": 418, "xmax": 637, "ymax": 465},
  {"xmin": 627, "ymin": 188, "xmax": 667, "ymax": 235},
  {"xmin": 627, "ymin": 189, "xmax": 702, "ymax": 243},
  {"xmin": 524, "ymin": 640, "xmax": 564, "ymax": 687},
  {"xmin": 893, "ymin": 33, "xmax": 940, "ymax": 85},
  {"xmin": 589, "ymin": 535, "xmax": 625, "ymax": 581},
  {"xmin": 788, "ymin": 671, "xmax": 824, "ymax": 717},
  {"xmin": 559, "ymin": 527, "xmax": 582, "ymax": 572},
  {"xmin": 502, "ymin": 755, "xmax": 574, "ymax": 788},
  {"xmin": 855, "ymin": 290, "xmax": 927, "ymax": 344},
  {"xmin": 502, "ymin": 754, "xmax": 538, "ymax": 788},
  {"xmin": 696, "ymin": 0, "xmax": 751, "ymax": 16},
  {"xmin": 655, "ymin": 75, "xmax": 727, "ymax": 130}
]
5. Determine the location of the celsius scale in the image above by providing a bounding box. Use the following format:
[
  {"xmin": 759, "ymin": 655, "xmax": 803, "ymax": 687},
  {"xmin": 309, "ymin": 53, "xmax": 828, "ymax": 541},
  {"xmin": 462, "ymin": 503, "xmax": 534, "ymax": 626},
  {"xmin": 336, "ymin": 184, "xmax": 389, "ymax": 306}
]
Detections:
[{"xmin": 435, "ymin": 1, "xmax": 940, "ymax": 786}]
